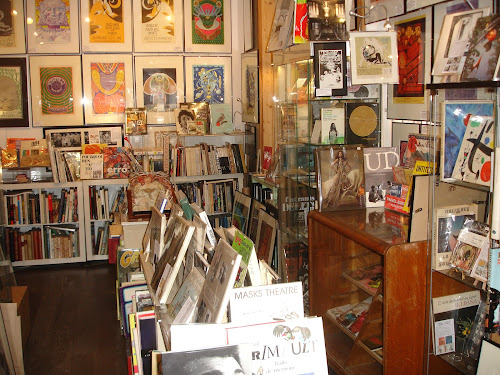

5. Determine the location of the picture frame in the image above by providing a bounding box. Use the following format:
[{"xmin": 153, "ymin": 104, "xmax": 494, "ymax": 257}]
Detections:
[
  {"xmin": 255, "ymin": 209, "xmax": 277, "ymax": 265},
  {"xmin": 241, "ymin": 50, "xmax": 259, "ymax": 123},
  {"xmin": 26, "ymin": 0, "xmax": 80, "ymax": 54},
  {"xmin": 134, "ymin": 55, "xmax": 184, "ymax": 125},
  {"xmin": 0, "ymin": 58, "xmax": 29, "ymax": 127},
  {"xmin": 307, "ymin": 0, "xmax": 350, "ymax": 41},
  {"xmin": 387, "ymin": 8, "xmax": 432, "ymax": 121},
  {"xmin": 0, "ymin": 0, "xmax": 26, "ymax": 55},
  {"xmin": 80, "ymin": 0, "xmax": 132, "ymax": 52},
  {"xmin": 247, "ymin": 199, "xmax": 266, "ymax": 243},
  {"xmin": 82, "ymin": 54, "xmax": 134, "ymax": 125},
  {"xmin": 349, "ymin": 31, "xmax": 399, "ymax": 85},
  {"xmin": 133, "ymin": 0, "xmax": 183, "ymax": 53},
  {"xmin": 44, "ymin": 126, "xmax": 123, "ymax": 151},
  {"xmin": 128, "ymin": 172, "xmax": 175, "ymax": 219},
  {"xmin": 185, "ymin": 56, "xmax": 232, "ymax": 104},
  {"xmin": 315, "ymin": 145, "xmax": 365, "ymax": 211},
  {"xmin": 313, "ymin": 42, "xmax": 348, "ymax": 97},
  {"xmin": 243, "ymin": 0, "xmax": 254, "ymax": 52},
  {"xmin": 231, "ymin": 191, "xmax": 252, "ymax": 234},
  {"xmin": 267, "ymin": 0, "xmax": 295, "ymax": 52},
  {"xmin": 29, "ymin": 55, "xmax": 84, "ymax": 127},
  {"xmin": 184, "ymin": 0, "xmax": 232, "ymax": 53}
]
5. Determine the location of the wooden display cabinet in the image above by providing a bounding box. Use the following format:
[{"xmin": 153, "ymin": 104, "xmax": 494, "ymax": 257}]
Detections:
[{"xmin": 308, "ymin": 209, "xmax": 427, "ymax": 375}]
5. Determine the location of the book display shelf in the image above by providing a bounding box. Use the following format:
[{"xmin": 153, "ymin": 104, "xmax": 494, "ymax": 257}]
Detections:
[{"xmin": 308, "ymin": 209, "xmax": 427, "ymax": 375}]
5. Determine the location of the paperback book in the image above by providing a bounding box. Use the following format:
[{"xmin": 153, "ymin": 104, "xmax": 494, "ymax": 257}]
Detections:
[
  {"xmin": 327, "ymin": 297, "xmax": 373, "ymax": 336},
  {"xmin": 231, "ymin": 229, "xmax": 261, "ymax": 288},
  {"xmin": 80, "ymin": 154, "xmax": 104, "ymax": 180},
  {"xmin": 344, "ymin": 264, "xmax": 383, "ymax": 294},
  {"xmin": 363, "ymin": 147, "xmax": 400, "ymax": 207},
  {"xmin": 103, "ymin": 147, "xmax": 132, "ymax": 179}
]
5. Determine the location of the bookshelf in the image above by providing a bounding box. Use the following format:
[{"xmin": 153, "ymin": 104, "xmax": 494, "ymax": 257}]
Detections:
[{"xmin": 0, "ymin": 182, "xmax": 86, "ymax": 266}]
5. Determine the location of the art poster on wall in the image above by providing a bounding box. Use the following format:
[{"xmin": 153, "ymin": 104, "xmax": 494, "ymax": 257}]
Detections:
[
  {"xmin": 82, "ymin": 54, "xmax": 134, "ymax": 124},
  {"xmin": 185, "ymin": 56, "xmax": 232, "ymax": 104},
  {"xmin": 313, "ymin": 42, "xmax": 347, "ymax": 97},
  {"xmin": 184, "ymin": 0, "xmax": 232, "ymax": 53},
  {"xmin": 241, "ymin": 50, "xmax": 258, "ymax": 123},
  {"xmin": 81, "ymin": 0, "xmax": 132, "ymax": 52},
  {"xmin": 0, "ymin": 0, "xmax": 25, "ymax": 54},
  {"xmin": 30, "ymin": 55, "xmax": 84, "ymax": 127},
  {"xmin": 135, "ymin": 56, "xmax": 184, "ymax": 125},
  {"xmin": 26, "ymin": 0, "xmax": 80, "ymax": 54},
  {"xmin": 0, "ymin": 58, "xmax": 28, "ymax": 127},
  {"xmin": 133, "ymin": 0, "xmax": 183, "ymax": 52}
]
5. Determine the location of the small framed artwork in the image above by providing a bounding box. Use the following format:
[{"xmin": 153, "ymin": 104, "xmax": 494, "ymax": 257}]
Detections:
[
  {"xmin": 185, "ymin": 56, "xmax": 232, "ymax": 104},
  {"xmin": 134, "ymin": 55, "xmax": 184, "ymax": 125},
  {"xmin": 267, "ymin": 0, "xmax": 295, "ymax": 52},
  {"xmin": 349, "ymin": 31, "xmax": 399, "ymax": 85},
  {"xmin": 26, "ymin": 0, "xmax": 80, "ymax": 54},
  {"xmin": 128, "ymin": 172, "xmax": 174, "ymax": 219},
  {"xmin": 0, "ymin": 58, "xmax": 28, "ymax": 127},
  {"xmin": 313, "ymin": 42, "xmax": 348, "ymax": 97},
  {"xmin": 133, "ymin": 0, "xmax": 183, "ymax": 53},
  {"xmin": 29, "ymin": 55, "xmax": 84, "ymax": 127},
  {"xmin": 231, "ymin": 191, "xmax": 252, "ymax": 234},
  {"xmin": 247, "ymin": 199, "xmax": 266, "ymax": 243},
  {"xmin": 255, "ymin": 209, "xmax": 277, "ymax": 265},
  {"xmin": 241, "ymin": 50, "xmax": 259, "ymax": 123},
  {"xmin": 80, "ymin": 0, "xmax": 132, "ymax": 52},
  {"xmin": 315, "ymin": 145, "xmax": 365, "ymax": 211},
  {"xmin": 82, "ymin": 54, "xmax": 134, "ymax": 124},
  {"xmin": 184, "ymin": 0, "xmax": 232, "ymax": 53},
  {"xmin": 387, "ymin": 8, "xmax": 432, "ymax": 121},
  {"xmin": 0, "ymin": 0, "xmax": 26, "ymax": 54},
  {"xmin": 45, "ymin": 126, "xmax": 123, "ymax": 151}
]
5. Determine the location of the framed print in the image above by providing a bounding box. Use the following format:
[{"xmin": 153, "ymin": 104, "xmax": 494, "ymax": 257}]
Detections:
[
  {"xmin": 231, "ymin": 191, "xmax": 252, "ymax": 234},
  {"xmin": 313, "ymin": 42, "xmax": 347, "ymax": 97},
  {"xmin": 45, "ymin": 126, "xmax": 123, "ymax": 151},
  {"xmin": 387, "ymin": 8, "xmax": 432, "ymax": 121},
  {"xmin": 440, "ymin": 101, "xmax": 494, "ymax": 181},
  {"xmin": 184, "ymin": 0, "xmax": 232, "ymax": 53},
  {"xmin": 81, "ymin": 0, "xmax": 132, "ymax": 52},
  {"xmin": 349, "ymin": 31, "xmax": 399, "ymax": 85},
  {"xmin": 267, "ymin": 0, "xmax": 295, "ymax": 51},
  {"xmin": 315, "ymin": 145, "xmax": 365, "ymax": 211},
  {"xmin": 185, "ymin": 56, "xmax": 232, "ymax": 104},
  {"xmin": 26, "ymin": 0, "xmax": 80, "ymax": 54},
  {"xmin": 0, "ymin": 0, "xmax": 25, "ymax": 54},
  {"xmin": 255, "ymin": 209, "xmax": 277, "ymax": 265},
  {"xmin": 134, "ymin": 55, "xmax": 184, "ymax": 125},
  {"xmin": 133, "ymin": 0, "xmax": 183, "ymax": 53},
  {"xmin": 247, "ymin": 199, "xmax": 265, "ymax": 243},
  {"xmin": 82, "ymin": 54, "xmax": 134, "ymax": 124},
  {"xmin": 241, "ymin": 50, "xmax": 259, "ymax": 123},
  {"xmin": 30, "ymin": 55, "xmax": 84, "ymax": 127},
  {"xmin": 0, "ymin": 58, "xmax": 28, "ymax": 127},
  {"xmin": 364, "ymin": 0, "xmax": 404, "ymax": 23}
]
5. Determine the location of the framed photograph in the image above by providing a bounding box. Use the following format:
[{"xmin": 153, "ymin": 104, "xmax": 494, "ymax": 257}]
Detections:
[
  {"xmin": 26, "ymin": 0, "xmax": 80, "ymax": 54},
  {"xmin": 0, "ymin": 58, "xmax": 28, "ymax": 127},
  {"xmin": 231, "ymin": 191, "xmax": 252, "ymax": 234},
  {"xmin": 0, "ymin": 0, "xmax": 25, "ymax": 54},
  {"xmin": 184, "ymin": 0, "xmax": 232, "ymax": 53},
  {"xmin": 349, "ymin": 31, "xmax": 399, "ymax": 85},
  {"xmin": 308, "ymin": 0, "xmax": 349, "ymax": 41},
  {"xmin": 247, "ymin": 199, "xmax": 266, "ymax": 243},
  {"xmin": 315, "ymin": 145, "xmax": 365, "ymax": 211},
  {"xmin": 185, "ymin": 56, "xmax": 232, "ymax": 104},
  {"xmin": 82, "ymin": 54, "xmax": 134, "ymax": 124},
  {"xmin": 255, "ymin": 209, "xmax": 277, "ymax": 265},
  {"xmin": 134, "ymin": 55, "xmax": 184, "ymax": 125},
  {"xmin": 440, "ymin": 101, "xmax": 495, "ymax": 181},
  {"xmin": 313, "ymin": 42, "xmax": 347, "ymax": 97},
  {"xmin": 133, "ymin": 0, "xmax": 183, "ymax": 53},
  {"xmin": 241, "ymin": 50, "xmax": 259, "ymax": 123},
  {"xmin": 81, "ymin": 0, "xmax": 132, "ymax": 52},
  {"xmin": 387, "ymin": 8, "xmax": 432, "ymax": 121},
  {"xmin": 29, "ymin": 55, "xmax": 84, "ymax": 127},
  {"xmin": 45, "ymin": 126, "xmax": 123, "ymax": 151},
  {"xmin": 364, "ymin": 0, "xmax": 404, "ymax": 23}
]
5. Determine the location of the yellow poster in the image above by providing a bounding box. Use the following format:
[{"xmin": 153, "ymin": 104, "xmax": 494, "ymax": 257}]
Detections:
[{"xmin": 88, "ymin": 0, "xmax": 124, "ymax": 43}]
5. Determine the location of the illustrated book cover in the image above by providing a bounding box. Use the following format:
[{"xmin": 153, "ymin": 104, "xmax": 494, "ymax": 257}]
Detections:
[
  {"xmin": 103, "ymin": 147, "xmax": 132, "ymax": 179},
  {"xmin": 210, "ymin": 103, "xmax": 233, "ymax": 134},
  {"xmin": 344, "ymin": 264, "xmax": 383, "ymax": 295},
  {"xmin": 80, "ymin": 154, "xmax": 103, "ymax": 180},
  {"xmin": 363, "ymin": 147, "xmax": 400, "ymax": 207},
  {"xmin": 232, "ymin": 229, "xmax": 261, "ymax": 288},
  {"xmin": 231, "ymin": 191, "xmax": 252, "ymax": 234},
  {"xmin": 327, "ymin": 297, "xmax": 373, "ymax": 337},
  {"xmin": 321, "ymin": 107, "xmax": 345, "ymax": 144}
]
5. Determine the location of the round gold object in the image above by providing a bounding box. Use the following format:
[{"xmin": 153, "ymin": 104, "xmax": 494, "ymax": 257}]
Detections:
[{"xmin": 349, "ymin": 106, "xmax": 377, "ymax": 137}]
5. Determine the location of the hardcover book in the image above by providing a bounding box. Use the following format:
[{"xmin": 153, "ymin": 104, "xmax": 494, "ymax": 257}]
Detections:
[
  {"xmin": 103, "ymin": 147, "xmax": 132, "ymax": 179},
  {"xmin": 321, "ymin": 107, "xmax": 345, "ymax": 144},
  {"xmin": 363, "ymin": 147, "xmax": 400, "ymax": 207}
]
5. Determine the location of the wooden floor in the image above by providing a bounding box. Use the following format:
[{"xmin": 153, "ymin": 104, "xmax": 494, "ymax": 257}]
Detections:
[{"xmin": 15, "ymin": 262, "xmax": 128, "ymax": 375}]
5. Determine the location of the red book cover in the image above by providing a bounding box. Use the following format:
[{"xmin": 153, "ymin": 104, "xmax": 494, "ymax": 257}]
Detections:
[
  {"xmin": 48, "ymin": 194, "xmax": 53, "ymax": 222},
  {"xmin": 103, "ymin": 147, "xmax": 131, "ymax": 179},
  {"xmin": 108, "ymin": 237, "xmax": 119, "ymax": 264}
]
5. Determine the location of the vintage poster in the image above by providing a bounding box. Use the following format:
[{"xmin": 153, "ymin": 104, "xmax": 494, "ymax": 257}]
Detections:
[
  {"xmin": 0, "ymin": 1, "xmax": 15, "ymax": 48},
  {"xmin": 318, "ymin": 50, "xmax": 343, "ymax": 89},
  {"xmin": 40, "ymin": 66, "xmax": 74, "ymax": 115},
  {"xmin": 140, "ymin": 0, "xmax": 175, "ymax": 43},
  {"xmin": 0, "ymin": 0, "xmax": 25, "ymax": 54},
  {"xmin": 88, "ymin": 0, "xmax": 124, "ymax": 44},
  {"xmin": 191, "ymin": 0, "xmax": 225, "ymax": 45},
  {"xmin": 187, "ymin": 59, "xmax": 229, "ymax": 104},
  {"xmin": 0, "ymin": 66, "xmax": 22, "ymax": 119},
  {"xmin": 34, "ymin": 0, "xmax": 71, "ymax": 43},
  {"xmin": 90, "ymin": 62, "xmax": 126, "ymax": 115},
  {"xmin": 142, "ymin": 68, "xmax": 177, "ymax": 111}
]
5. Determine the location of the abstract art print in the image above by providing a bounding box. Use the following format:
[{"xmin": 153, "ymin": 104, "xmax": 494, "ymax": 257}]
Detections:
[
  {"xmin": 0, "ymin": 58, "xmax": 28, "ymax": 127},
  {"xmin": 29, "ymin": 55, "xmax": 83, "ymax": 127},
  {"xmin": 0, "ymin": 0, "xmax": 25, "ymax": 54},
  {"xmin": 184, "ymin": 0, "xmax": 232, "ymax": 53},
  {"xmin": 185, "ymin": 56, "xmax": 231, "ymax": 104},
  {"xmin": 26, "ymin": 0, "xmax": 80, "ymax": 54},
  {"xmin": 82, "ymin": 54, "xmax": 134, "ymax": 124}
]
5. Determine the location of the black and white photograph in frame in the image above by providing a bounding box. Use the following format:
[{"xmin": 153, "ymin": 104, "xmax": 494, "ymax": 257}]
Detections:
[{"xmin": 314, "ymin": 42, "xmax": 348, "ymax": 97}]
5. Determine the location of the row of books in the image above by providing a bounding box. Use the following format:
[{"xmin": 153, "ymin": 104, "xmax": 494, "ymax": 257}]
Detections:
[
  {"xmin": 176, "ymin": 179, "xmax": 236, "ymax": 216},
  {"xmin": 3, "ymin": 190, "xmax": 40, "ymax": 225},
  {"xmin": 88, "ymin": 186, "xmax": 125, "ymax": 221},
  {"xmin": 5, "ymin": 227, "xmax": 43, "ymax": 262},
  {"xmin": 41, "ymin": 189, "xmax": 79, "ymax": 224},
  {"xmin": 44, "ymin": 226, "xmax": 79, "ymax": 260},
  {"xmin": 91, "ymin": 221, "xmax": 110, "ymax": 256}
]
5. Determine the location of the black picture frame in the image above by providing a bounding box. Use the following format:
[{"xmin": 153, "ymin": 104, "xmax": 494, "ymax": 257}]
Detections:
[
  {"xmin": 313, "ymin": 42, "xmax": 348, "ymax": 97},
  {"xmin": 0, "ymin": 58, "xmax": 29, "ymax": 128}
]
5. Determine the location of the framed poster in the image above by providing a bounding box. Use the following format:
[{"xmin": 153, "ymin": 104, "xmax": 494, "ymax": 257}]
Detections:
[
  {"xmin": 26, "ymin": 0, "xmax": 80, "ymax": 54},
  {"xmin": 82, "ymin": 54, "xmax": 134, "ymax": 124},
  {"xmin": 0, "ymin": 0, "xmax": 25, "ymax": 54},
  {"xmin": 313, "ymin": 42, "xmax": 348, "ymax": 97},
  {"xmin": 184, "ymin": 0, "xmax": 232, "ymax": 53},
  {"xmin": 185, "ymin": 56, "xmax": 232, "ymax": 104},
  {"xmin": 267, "ymin": 0, "xmax": 295, "ymax": 52},
  {"xmin": 81, "ymin": 0, "xmax": 132, "ymax": 52},
  {"xmin": 349, "ymin": 31, "xmax": 399, "ymax": 85},
  {"xmin": 387, "ymin": 8, "xmax": 432, "ymax": 121},
  {"xmin": 241, "ymin": 50, "xmax": 259, "ymax": 123},
  {"xmin": 133, "ymin": 0, "xmax": 183, "ymax": 53},
  {"xmin": 134, "ymin": 55, "xmax": 184, "ymax": 124},
  {"xmin": 0, "ymin": 58, "xmax": 28, "ymax": 127},
  {"xmin": 29, "ymin": 55, "xmax": 84, "ymax": 127},
  {"xmin": 45, "ymin": 126, "xmax": 123, "ymax": 151}
]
